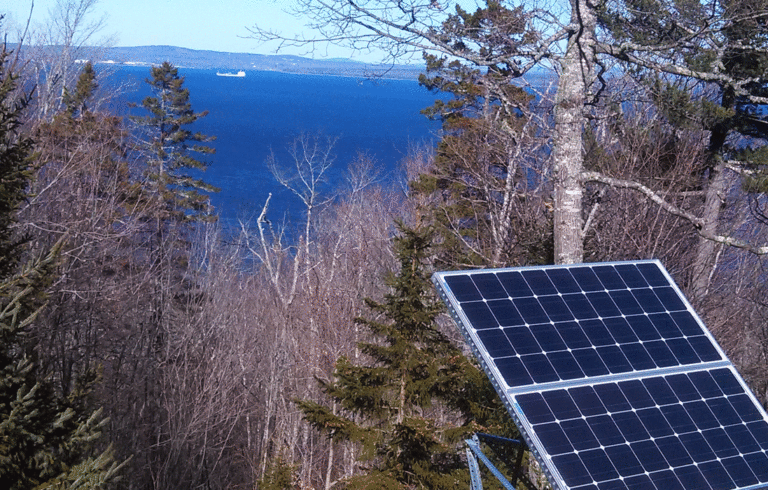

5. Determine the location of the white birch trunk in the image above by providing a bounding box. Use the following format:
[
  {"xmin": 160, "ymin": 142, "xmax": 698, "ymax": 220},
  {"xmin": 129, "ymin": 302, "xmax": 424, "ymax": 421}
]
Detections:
[{"xmin": 552, "ymin": 0, "xmax": 597, "ymax": 264}]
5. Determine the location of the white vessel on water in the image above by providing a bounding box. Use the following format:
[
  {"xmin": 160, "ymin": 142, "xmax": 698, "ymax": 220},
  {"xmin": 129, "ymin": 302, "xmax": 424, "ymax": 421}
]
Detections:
[{"xmin": 216, "ymin": 70, "xmax": 246, "ymax": 77}]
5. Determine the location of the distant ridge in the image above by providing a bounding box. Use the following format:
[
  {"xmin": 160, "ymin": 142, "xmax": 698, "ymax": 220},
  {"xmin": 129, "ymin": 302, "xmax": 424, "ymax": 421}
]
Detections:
[
  {"xmin": 16, "ymin": 44, "xmax": 551, "ymax": 82},
  {"xmin": 96, "ymin": 45, "xmax": 426, "ymax": 79}
]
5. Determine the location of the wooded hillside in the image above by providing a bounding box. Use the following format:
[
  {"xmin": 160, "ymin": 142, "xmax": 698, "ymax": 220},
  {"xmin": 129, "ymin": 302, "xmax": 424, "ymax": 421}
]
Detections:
[{"xmin": 2, "ymin": 0, "xmax": 768, "ymax": 487}]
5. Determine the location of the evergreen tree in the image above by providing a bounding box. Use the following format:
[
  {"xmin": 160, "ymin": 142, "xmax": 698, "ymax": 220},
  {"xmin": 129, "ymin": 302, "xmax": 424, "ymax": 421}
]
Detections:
[
  {"xmin": 413, "ymin": 50, "xmax": 553, "ymax": 268},
  {"xmin": 256, "ymin": 457, "xmax": 297, "ymax": 490},
  {"xmin": 61, "ymin": 62, "xmax": 97, "ymax": 119},
  {"xmin": 594, "ymin": 0, "xmax": 768, "ymax": 296},
  {"xmin": 128, "ymin": 63, "xmax": 220, "ymax": 487},
  {"xmin": 133, "ymin": 61, "xmax": 218, "ymax": 223},
  {"xmin": 0, "ymin": 44, "xmax": 122, "ymax": 490},
  {"xmin": 600, "ymin": 0, "xmax": 768, "ymax": 171},
  {"xmin": 296, "ymin": 224, "xmax": 515, "ymax": 489},
  {"xmin": 0, "ymin": 56, "xmax": 32, "ymax": 280},
  {"xmin": 37, "ymin": 63, "xmax": 126, "ymax": 195}
]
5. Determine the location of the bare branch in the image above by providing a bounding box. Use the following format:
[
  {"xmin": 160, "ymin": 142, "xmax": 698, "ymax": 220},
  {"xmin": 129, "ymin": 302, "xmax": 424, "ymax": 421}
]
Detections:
[{"xmin": 582, "ymin": 170, "xmax": 768, "ymax": 255}]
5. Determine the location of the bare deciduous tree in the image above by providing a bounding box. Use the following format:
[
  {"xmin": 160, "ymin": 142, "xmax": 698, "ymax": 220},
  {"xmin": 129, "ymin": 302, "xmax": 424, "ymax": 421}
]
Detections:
[
  {"xmin": 232, "ymin": 137, "xmax": 403, "ymax": 486},
  {"xmin": 23, "ymin": 0, "xmax": 113, "ymax": 120},
  {"xmin": 249, "ymin": 0, "xmax": 768, "ymax": 274}
]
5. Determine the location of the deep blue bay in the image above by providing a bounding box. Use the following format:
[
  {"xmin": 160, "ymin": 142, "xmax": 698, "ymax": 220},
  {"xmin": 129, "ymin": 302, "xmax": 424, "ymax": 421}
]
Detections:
[{"xmin": 109, "ymin": 66, "xmax": 442, "ymax": 231}]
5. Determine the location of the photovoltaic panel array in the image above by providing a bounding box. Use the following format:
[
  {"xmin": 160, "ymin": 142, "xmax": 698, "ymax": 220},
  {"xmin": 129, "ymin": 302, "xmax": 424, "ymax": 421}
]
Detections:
[{"xmin": 432, "ymin": 260, "xmax": 768, "ymax": 490}]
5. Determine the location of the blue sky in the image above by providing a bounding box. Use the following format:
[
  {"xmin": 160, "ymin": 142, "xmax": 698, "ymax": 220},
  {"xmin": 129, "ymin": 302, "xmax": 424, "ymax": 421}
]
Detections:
[{"xmin": 1, "ymin": 0, "xmax": 383, "ymax": 60}]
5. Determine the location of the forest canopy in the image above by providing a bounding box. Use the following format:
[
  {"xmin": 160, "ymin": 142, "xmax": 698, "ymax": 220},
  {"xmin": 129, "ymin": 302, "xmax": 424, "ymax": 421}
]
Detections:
[{"xmin": 2, "ymin": 0, "xmax": 768, "ymax": 488}]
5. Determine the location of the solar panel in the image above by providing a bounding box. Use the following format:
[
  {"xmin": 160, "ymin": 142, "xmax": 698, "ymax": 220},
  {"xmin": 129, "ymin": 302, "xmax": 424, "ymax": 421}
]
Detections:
[{"xmin": 433, "ymin": 260, "xmax": 768, "ymax": 490}]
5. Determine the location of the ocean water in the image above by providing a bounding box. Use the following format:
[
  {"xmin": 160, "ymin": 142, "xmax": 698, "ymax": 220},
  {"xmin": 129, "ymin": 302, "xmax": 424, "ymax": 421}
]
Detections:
[{"xmin": 109, "ymin": 66, "xmax": 442, "ymax": 230}]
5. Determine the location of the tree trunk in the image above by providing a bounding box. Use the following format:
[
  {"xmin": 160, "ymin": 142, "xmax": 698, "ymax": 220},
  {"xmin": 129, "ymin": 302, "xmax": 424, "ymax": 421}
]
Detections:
[
  {"xmin": 690, "ymin": 162, "xmax": 729, "ymax": 301},
  {"xmin": 690, "ymin": 88, "xmax": 734, "ymax": 302},
  {"xmin": 552, "ymin": 0, "xmax": 596, "ymax": 264},
  {"xmin": 324, "ymin": 402, "xmax": 337, "ymax": 490}
]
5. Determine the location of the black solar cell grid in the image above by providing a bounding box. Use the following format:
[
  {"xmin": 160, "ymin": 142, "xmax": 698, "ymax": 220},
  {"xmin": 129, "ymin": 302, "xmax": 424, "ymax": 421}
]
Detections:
[
  {"xmin": 515, "ymin": 368, "xmax": 768, "ymax": 490},
  {"xmin": 433, "ymin": 260, "xmax": 768, "ymax": 490},
  {"xmin": 440, "ymin": 262, "xmax": 723, "ymax": 389}
]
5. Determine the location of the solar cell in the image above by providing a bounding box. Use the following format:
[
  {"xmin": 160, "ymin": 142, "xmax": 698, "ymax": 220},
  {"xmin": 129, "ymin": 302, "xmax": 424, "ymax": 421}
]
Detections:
[{"xmin": 433, "ymin": 260, "xmax": 768, "ymax": 490}]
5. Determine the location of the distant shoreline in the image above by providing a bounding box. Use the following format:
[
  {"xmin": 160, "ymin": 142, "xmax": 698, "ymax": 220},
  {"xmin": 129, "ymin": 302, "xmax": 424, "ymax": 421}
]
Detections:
[
  {"xmin": 91, "ymin": 45, "xmax": 426, "ymax": 80},
  {"xmin": 15, "ymin": 43, "xmax": 426, "ymax": 80},
  {"xmin": 39, "ymin": 44, "xmax": 550, "ymax": 83},
  {"xmin": 103, "ymin": 61, "xmax": 425, "ymax": 82}
]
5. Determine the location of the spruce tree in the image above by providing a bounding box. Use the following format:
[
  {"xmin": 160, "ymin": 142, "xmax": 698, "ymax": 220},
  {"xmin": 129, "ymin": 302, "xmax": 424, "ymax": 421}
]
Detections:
[
  {"xmin": 0, "ymin": 44, "xmax": 122, "ymax": 490},
  {"xmin": 133, "ymin": 61, "xmax": 218, "ymax": 223},
  {"xmin": 128, "ymin": 63, "xmax": 219, "ymax": 484},
  {"xmin": 296, "ymin": 224, "xmax": 515, "ymax": 489},
  {"xmin": 413, "ymin": 50, "xmax": 553, "ymax": 269},
  {"xmin": 0, "ymin": 58, "xmax": 32, "ymax": 280},
  {"xmin": 61, "ymin": 62, "xmax": 97, "ymax": 119}
]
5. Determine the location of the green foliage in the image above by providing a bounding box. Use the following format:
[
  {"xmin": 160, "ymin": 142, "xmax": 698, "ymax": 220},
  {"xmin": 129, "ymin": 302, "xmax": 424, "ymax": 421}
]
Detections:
[
  {"xmin": 721, "ymin": 0, "xmax": 768, "ymax": 79},
  {"xmin": 414, "ymin": 21, "xmax": 552, "ymax": 267},
  {"xmin": 436, "ymin": 1, "xmax": 538, "ymax": 73},
  {"xmin": 598, "ymin": 0, "xmax": 703, "ymax": 47},
  {"xmin": 62, "ymin": 62, "xmax": 97, "ymax": 119},
  {"xmin": 133, "ymin": 61, "xmax": 219, "ymax": 223},
  {"xmin": 35, "ymin": 64, "xmax": 133, "ymax": 222},
  {"xmin": 736, "ymin": 147, "xmax": 768, "ymax": 193},
  {"xmin": 341, "ymin": 470, "xmax": 405, "ymax": 490},
  {"xmin": 601, "ymin": 0, "xmax": 768, "ymax": 171},
  {"xmin": 743, "ymin": 172, "xmax": 768, "ymax": 193},
  {"xmin": 0, "ymin": 44, "xmax": 123, "ymax": 490},
  {"xmin": 297, "ymin": 225, "xmax": 516, "ymax": 489},
  {"xmin": 0, "ymin": 54, "xmax": 33, "ymax": 280},
  {"xmin": 256, "ymin": 456, "xmax": 296, "ymax": 490}
]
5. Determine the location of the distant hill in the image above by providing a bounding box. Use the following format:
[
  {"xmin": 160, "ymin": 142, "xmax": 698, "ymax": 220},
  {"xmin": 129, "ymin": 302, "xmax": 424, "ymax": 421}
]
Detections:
[
  {"xmin": 96, "ymin": 45, "xmax": 426, "ymax": 79},
  {"xmin": 15, "ymin": 43, "xmax": 552, "ymax": 82}
]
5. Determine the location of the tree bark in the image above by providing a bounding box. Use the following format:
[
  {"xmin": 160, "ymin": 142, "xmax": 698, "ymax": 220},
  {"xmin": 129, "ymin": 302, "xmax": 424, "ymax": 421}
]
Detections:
[
  {"xmin": 552, "ymin": 0, "xmax": 596, "ymax": 264},
  {"xmin": 690, "ymin": 162, "xmax": 729, "ymax": 301}
]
